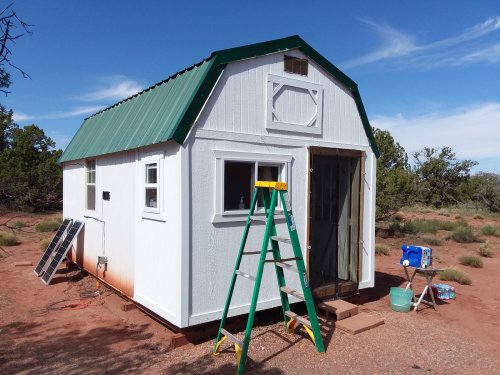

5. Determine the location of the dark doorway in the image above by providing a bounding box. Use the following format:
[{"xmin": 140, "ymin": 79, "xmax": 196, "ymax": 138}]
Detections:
[{"xmin": 308, "ymin": 147, "xmax": 362, "ymax": 299}]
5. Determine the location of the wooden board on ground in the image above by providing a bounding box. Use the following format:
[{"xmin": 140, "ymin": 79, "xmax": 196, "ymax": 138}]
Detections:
[
  {"xmin": 317, "ymin": 299, "xmax": 359, "ymax": 320},
  {"xmin": 334, "ymin": 312, "xmax": 384, "ymax": 334}
]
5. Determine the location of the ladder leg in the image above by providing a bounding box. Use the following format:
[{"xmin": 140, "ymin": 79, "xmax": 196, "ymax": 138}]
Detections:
[
  {"xmin": 213, "ymin": 188, "xmax": 260, "ymax": 355},
  {"xmin": 238, "ymin": 189, "xmax": 279, "ymax": 374}
]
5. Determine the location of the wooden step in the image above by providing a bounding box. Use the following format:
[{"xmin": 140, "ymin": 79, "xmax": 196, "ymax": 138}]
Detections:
[
  {"xmin": 280, "ymin": 287, "xmax": 305, "ymax": 301},
  {"xmin": 317, "ymin": 299, "xmax": 359, "ymax": 320},
  {"xmin": 334, "ymin": 312, "xmax": 384, "ymax": 335},
  {"xmin": 285, "ymin": 311, "xmax": 312, "ymax": 328},
  {"xmin": 235, "ymin": 270, "xmax": 255, "ymax": 281},
  {"xmin": 220, "ymin": 328, "xmax": 243, "ymax": 347},
  {"xmin": 271, "ymin": 236, "xmax": 291, "ymax": 244}
]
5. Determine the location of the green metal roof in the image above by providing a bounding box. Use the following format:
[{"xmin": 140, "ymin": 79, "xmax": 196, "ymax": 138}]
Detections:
[{"xmin": 60, "ymin": 35, "xmax": 379, "ymax": 163}]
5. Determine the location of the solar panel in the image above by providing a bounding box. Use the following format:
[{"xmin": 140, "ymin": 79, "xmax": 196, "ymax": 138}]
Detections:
[
  {"xmin": 41, "ymin": 220, "xmax": 84, "ymax": 285},
  {"xmin": 33, "ymin": 218, "xmax": 72, "ymax": 276}
]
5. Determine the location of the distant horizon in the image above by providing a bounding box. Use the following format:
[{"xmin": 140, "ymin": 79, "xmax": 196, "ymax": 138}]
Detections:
[{"xmin": 3, "ymin": 1, "xmax": 499, "ymax": 173}]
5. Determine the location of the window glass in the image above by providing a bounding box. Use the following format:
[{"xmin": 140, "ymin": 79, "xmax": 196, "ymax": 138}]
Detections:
[
  {"xmin": 145, "ymin": 163, "xmax": 158, "ymax": 209},
  {"xmin": 86, "ymin": 159, "xmax": 96, "ymax": 210},
  {"xmin": 224, "ymin": 161, "xmax": 253, "ymax": 211},
  {"xmin": 257, "ymin": 164, "xmax": 280, "ymax": 208}
]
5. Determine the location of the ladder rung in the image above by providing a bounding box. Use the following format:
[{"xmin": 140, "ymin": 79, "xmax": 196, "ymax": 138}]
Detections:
[
  {"xmin": 280, "ymin": 287, "xmax": 305, "ymax": 301},
  {"xmin": 271, "ymin": 236, "xmax": 291, "ymax": 244},
  {"xmin": 235, "ymin": 270, "xmax": 256, "ymax": 281},
  {"xmin": 272, "ymin": 260, "xmax": 299, "ymax": 273},
  {"xmin": 250, "ymin": 216, "xmax": 267, "ymax": 223},
  {"xmin": 220, "ymin": 328, "xmax": 243, "ymax": 348},
  {"xmin": 242, "ymin": 250, "xmax": 272, "ymax": 255},
  {"xmin": 285, "ymin": 311, "xmax": 312, "ymax": 328}
]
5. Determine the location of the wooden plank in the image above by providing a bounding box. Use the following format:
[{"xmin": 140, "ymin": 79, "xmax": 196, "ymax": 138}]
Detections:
[
  {"xmin": 280, "ymin": 287, "xmax": 305, "ymax": 301},
  {"xmin": 220, "ymin": 328, "xmax": 243, "ymax": 348},
  {"xmin": 285, "ymin": 311, "xmax": 312, "ymax": 328},
  {"xmin": 235, "ymin": 270, "xmax": 256, "ymax": 281},
  {"xmin": 271, "ymin": 236, "xmax": 291, "ymax": 244},
  {"xmin": 334, "ymin": 312, "xmax": 384, "ymax": 335}
]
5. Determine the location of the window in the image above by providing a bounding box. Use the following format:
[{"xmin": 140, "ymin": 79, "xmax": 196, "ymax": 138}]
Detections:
[
  {"xmin": 145, "ymin": 162, "xmax": 158, "ymax": 209},
  {"xmin": 213, "ymin": 151, "xmax": 293, "ymax": 223},
  {"xmin": 86, "ymin": 159, "xmax": 96, "ymax": 211},
  {"xmin": 284, "ymin": 55, "xmax": 308, "ymax": 76}
]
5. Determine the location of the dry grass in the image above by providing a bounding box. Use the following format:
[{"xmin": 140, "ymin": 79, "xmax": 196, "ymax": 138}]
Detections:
[
  {"xmin": 440, "ymin": 268, "xmax": 472, "ymax": 285},
  {"xmin": 420, "ymin": 235, "xmax": 443, "ymax": 246},
  {"xmin": 375, "ymin": 244, "xmax": 391, "ymax": 256},
  {"xmin": 479, "ymin": 243, "xmax": 494, "ymax": 258},
  {"xmin": 480, "ymin": 224, "xmax": 499, "ymax": 236},
  {"xmin": 451, "ymin": 226, "xmax": 481, "ymax": 243},
  {"xmin": 35, "ymin": 220, "xmax": 61, "ymax": 233},
  {"xmin": 458, "ymin": 255, "xmax": 483, "ymax": 268},
  {"xmin": 39, "ymin": 237, "xmax": 52, "ymax": 252},
  {"xmin": 0, "ymin": 232, "xmax": 19, "ymax": 246}
]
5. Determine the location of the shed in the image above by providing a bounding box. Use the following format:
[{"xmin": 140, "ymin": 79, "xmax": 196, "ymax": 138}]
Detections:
[{"xmin": 60, "ymin": 35, "xmax": 379, "ymax": 328}]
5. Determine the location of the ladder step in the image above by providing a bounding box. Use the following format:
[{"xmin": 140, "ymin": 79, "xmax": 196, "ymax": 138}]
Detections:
[
  {"xmin": 280, "ymin": 287, "xmax": 305, "ymax": 301},
  {"xmin": 250, "ymin": 216, "xmax": 267, "ymax": 223},
  {"xmin": 271, "ymin": 236, "xmax": 291, "ymax": 244},
  {"xmin": 220, "ymin": 328, "xmax": 243, "ymax": 348},
  {"xmin": 242, "ymin": 250, "xmax": 272, "ymax": 255},
  {"xmin": 273, "ymin": 261, "xmax": 299, "ymax": 273},
  {"xmin": 285, "ymin": 311, "xmax": 312, "ymax": 328},
  {"xmin": 235, "ymin": 270, "xmax": 256, "ymax": 281}
]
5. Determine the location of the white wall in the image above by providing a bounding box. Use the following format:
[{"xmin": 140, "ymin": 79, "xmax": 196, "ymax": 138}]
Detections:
[{"xmin": 133, "ymin": 142, "xmax": 185, "ymax": 327}]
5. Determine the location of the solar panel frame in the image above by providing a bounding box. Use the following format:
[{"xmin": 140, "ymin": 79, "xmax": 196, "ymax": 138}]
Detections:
[
  {"xmin": 41, "ymin": 221, "xmax": 84, "ymax": 285},
  {"xmin": 33, "ymin": 218, "xmax": 72, "ymax": 276}
]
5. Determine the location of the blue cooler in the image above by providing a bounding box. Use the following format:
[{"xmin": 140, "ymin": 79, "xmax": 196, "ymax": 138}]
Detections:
[{"xmin": 400, "ymin": 245, "xmax": 432, "ymax": 268}]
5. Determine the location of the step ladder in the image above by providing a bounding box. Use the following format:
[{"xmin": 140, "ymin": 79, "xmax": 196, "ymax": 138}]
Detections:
[{"xmin": 213, "ymin": 181, "xmax": 325, "ymax": 374}]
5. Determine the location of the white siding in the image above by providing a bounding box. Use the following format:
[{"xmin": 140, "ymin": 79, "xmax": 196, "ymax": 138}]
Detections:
[{"xmin": 196, "ymin": 49, "xmax": 369, "ymax": 147}]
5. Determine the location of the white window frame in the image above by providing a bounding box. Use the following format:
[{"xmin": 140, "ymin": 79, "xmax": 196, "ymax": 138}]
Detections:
[
  {"xmin": 85, "ymin": 159, "xmax": 96, "ymax": 212},
  {"xmin": 213, "ymin": 150, "xmax": 293, "ymax": 223},
  {"xmin": 266, "ymin": 74, "xmax": 323, "ymax": 135},
  {"xmin": 140, "ymin": 156, "xmax": 165, "ymax": 221},
  {"xmin": 144, "ymin": 162, "xmax": 159, "ymax": 213}
]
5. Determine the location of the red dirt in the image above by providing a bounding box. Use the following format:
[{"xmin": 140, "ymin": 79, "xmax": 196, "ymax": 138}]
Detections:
[{"xmin": 1, "ymin": 210, "xmax": 499, "ymax": 374}]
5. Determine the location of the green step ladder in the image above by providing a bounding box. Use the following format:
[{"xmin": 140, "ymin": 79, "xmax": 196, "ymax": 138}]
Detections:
[{"xmin": 213, "ymin": 181, "xmax": 325, "ymax": 374}]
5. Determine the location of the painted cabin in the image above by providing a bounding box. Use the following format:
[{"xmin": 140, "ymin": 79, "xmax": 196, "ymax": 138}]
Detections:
[{"xmin": 60, "ymin": 36, "xmax": 379, "ymax": 328}]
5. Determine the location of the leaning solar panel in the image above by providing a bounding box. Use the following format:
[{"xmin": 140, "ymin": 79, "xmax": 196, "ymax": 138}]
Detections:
[
  {"xmin": 41, "ymin": 220, "xmax": 84, "ymax": 285},
  {"xmin": 33, "ymin": 218, "xmax": 72, "ymax": 276}
]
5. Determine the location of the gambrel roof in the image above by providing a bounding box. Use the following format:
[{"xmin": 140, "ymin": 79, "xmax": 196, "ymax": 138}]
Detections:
[{"xmin": 59, "ymin": 35, "xmax": 379, "ymax": 163}]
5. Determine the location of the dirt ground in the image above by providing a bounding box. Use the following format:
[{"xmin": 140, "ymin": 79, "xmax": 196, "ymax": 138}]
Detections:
[{"xmin": 1, "ymin": 210, "xmax": 499, "ymax": 374}]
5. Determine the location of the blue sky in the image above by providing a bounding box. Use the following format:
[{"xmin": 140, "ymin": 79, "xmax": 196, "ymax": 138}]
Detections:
[{"xmin": 3, "ymin": 1, "xmax": 500, "ymax": 172}]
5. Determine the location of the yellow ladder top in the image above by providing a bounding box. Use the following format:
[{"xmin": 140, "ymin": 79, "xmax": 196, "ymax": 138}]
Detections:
[{"xmin": 255, "ymin": 181, "xmax": 288, "ymax": 190}]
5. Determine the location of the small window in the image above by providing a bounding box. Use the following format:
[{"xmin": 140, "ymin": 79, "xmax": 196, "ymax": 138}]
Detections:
[
  {"xmin": 145, "ymin": 163, "xmax": 158, "ymax": 209},
  {"xmin": 224, "ymin": 161, "xmax": 254, "ymax": 211},
  {"xmin": 86, "ymin": 159, "xmax": 96, "ymax": 211},
  {"xmin": 284, "ymin": 55, "xmax": 308, "ymax": 76}
]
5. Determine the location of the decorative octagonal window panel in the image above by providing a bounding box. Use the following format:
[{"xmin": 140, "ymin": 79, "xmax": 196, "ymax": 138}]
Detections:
[{"xmin": 266, "ymin": 74, "xmax": 323, "ymax": 135}]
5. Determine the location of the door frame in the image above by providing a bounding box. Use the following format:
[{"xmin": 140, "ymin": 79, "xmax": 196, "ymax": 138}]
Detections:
[{"xmin": 306, "ymin": 146, "xmax": 365, "ymax": 298}]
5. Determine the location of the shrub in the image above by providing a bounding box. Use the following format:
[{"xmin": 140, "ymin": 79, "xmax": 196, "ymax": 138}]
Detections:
[
  {"xmin": 40, "ymin": 237, "xmax": 52, "ymax": 252},
  {"xmin": 479, "ymin": 243, "xmax": 494, "ymax": 258},
  {"xmin": 35, "ymin": 220, "xmax": 60, "ymax": 232},
  {"xmin": 13, "ymin": 220, "xmax": 27, "ymax": 228},
  {"xmin": 458, "ymin": 255, "xmax": 483, "ymax": 268},
  {"xmin": 420, "ymin": 235, "xmax": 443, "ymax": 246},
  {"xmin": 0, "ymin": 232, "xmax": 19, "ymax": 246},
  {"xmin": 403, "ymin": 219, "xmax": 439, "ymax": 234},
  {"xmin": 451, "ymin": 226, "xmax": 480, "ymax": 243},
  {"xmin": 480, "ymin": 224, "xmax": 497, "ymax": 236},
  {"xmin": 375, "ymin": 244, "xmax": 391, "ymax": 256},
  {"xmin": 439, "ymin": 268, "xmax": 471, "ymax": 285},
  {"xmin": 473, "ymin": 215, "xmax": 484, "ymax": 220}
]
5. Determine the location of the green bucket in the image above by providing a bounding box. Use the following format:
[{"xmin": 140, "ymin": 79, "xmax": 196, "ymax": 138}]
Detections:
[{"xmin": 390, "ymin": 287, "xmax": 413, "ymax": 312}]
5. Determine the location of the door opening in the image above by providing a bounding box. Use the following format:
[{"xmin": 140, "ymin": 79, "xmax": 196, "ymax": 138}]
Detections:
[{"xmin": 307, "ymin": 147, "xmax": 362, "ymax": 299}]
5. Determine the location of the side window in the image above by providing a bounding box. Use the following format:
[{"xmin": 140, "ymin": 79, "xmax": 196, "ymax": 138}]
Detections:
[
  {"xmin": 145, "ymin": 162, "xmax": 158, "ymax": 210},
  {"xmin": 86, "ymin": 159, "xmax": 96, "ymax": 211},
  {"xmin": 224, "ymin": 161, "xmax": 254, "ymax": 211}
]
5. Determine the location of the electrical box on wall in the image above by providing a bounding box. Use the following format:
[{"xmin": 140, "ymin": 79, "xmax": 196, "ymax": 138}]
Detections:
[{"xmin": 103, "ymin": 191, "xmax": 110, "ymax": 201}]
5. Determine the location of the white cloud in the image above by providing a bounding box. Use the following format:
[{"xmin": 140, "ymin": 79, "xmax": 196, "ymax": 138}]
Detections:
[
  {"xmin": 371, "ymin": 102, "xmax": 500, "ymax": 161},
  {"xmin": 344, "ymin": 16, "xmax": 500, "ymax": 69},
  {"xmin": 78, "ymin": 76, "xmax": 143, "ymax": 102},
  {"xmin": 13, "ymin": 106, "xmax": 104, "ymax": 123},
  {"xmin": 12, "ymin": 111, "xmax": 34, "ymax": 122}
]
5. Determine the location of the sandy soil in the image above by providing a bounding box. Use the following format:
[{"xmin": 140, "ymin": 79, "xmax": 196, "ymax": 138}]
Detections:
[{"xmin": 1, "ymin": 210, "xmax": 499, "ymax": 374}]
